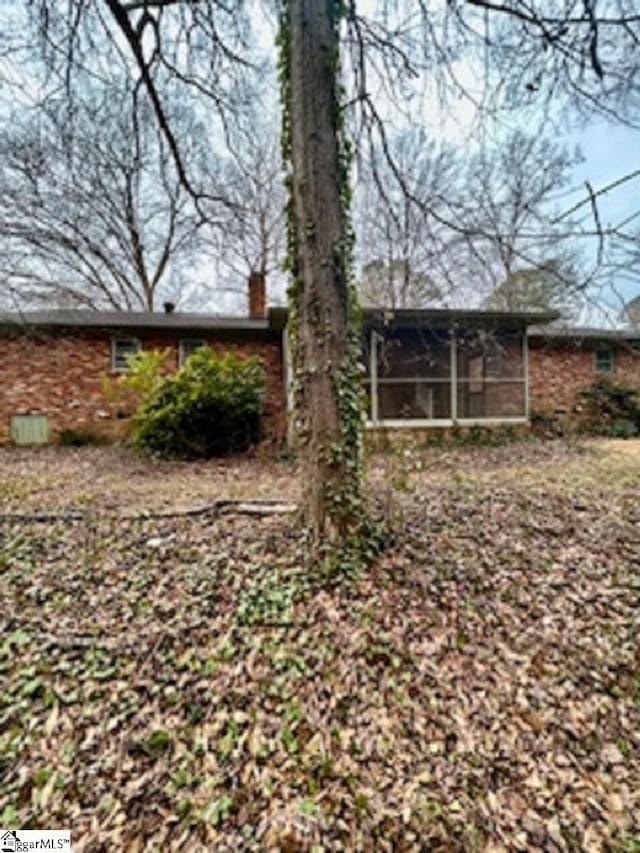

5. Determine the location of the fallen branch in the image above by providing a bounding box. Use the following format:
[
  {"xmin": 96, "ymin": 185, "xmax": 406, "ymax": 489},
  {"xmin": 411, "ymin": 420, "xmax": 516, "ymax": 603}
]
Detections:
[{"xmin": 0, "ymin": 498, "xmax": 298, "ymax": 524}]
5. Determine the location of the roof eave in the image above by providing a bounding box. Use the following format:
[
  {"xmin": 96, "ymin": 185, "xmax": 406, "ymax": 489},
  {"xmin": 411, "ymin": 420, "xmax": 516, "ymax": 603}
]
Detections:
[
  {"xmin": 0, "ymin": 312, "xmax": 272, "ymax": 334},
  {"xmin": 362, "ymin": 308, "xmax": 560, "ymax": 327}
]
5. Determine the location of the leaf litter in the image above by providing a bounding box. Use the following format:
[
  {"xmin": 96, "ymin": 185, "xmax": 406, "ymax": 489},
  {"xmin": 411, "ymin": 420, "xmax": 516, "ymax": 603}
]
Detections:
[{"xmin": 0, "ymin": 438, "xmax": 638, "ymax": 851}]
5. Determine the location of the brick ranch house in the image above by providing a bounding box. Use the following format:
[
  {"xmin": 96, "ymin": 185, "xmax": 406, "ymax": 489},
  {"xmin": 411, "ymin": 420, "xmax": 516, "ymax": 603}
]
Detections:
[
  {"xmin": 1, "ymin": 277, "xmax": 639, "ymax": 445},
  {"xmin": 528, "ymin": 324, "xmax": 640, "ymax": 420}
]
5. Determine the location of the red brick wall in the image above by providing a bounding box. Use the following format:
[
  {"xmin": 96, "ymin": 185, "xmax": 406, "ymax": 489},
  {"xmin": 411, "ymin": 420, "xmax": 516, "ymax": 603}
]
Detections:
[
  {"xmin": 1, "ymin": 329, "xmax": 285, "ymax": 445},
  {"xmin": 528, "ymin": 340, "xmax": 640, "ymax": 416}
]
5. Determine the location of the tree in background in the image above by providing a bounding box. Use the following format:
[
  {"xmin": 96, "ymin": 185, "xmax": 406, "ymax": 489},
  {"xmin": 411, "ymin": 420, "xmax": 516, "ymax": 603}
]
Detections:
[
  {"xmin": 0, "ymin": 0, "xmax": 264, "ymax": 314},
  {"xmin": 484, "ymin": 259, "xmax": 581, "ymax": 318},
  {"xmin": 604, "ymin": 228, "xmax": 640, "ymax": 328},
  {"xmin": 356, "ymin": 129, "xmax": 458, "ymax": 309},
  {"xmin": 359, "ymin": 259, "xmax": 442, "ymax": 309},
  {"xmin": 462, "ymin": 132, "xmax": 582, "ymax": 297},
  {"xmin": 0, "ymin": 92, "xmax": 205, "ymax": 311},
  {"xmin": 620, "ymin": 295, "xmax": 640, "ymax": 329},
  {"xmin": 203, "ymin": 109, "xmax": 287, "ymax": 309},
  {"xmin": 356, "ymin": 128, "xmax": 580, "ymax": 312}
]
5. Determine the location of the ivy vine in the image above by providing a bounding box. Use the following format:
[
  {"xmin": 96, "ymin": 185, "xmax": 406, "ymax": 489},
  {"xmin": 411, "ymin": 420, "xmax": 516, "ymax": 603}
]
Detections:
[{"xmin": 277, "ymin": 1, "xmax": 389, "ymax": 572}]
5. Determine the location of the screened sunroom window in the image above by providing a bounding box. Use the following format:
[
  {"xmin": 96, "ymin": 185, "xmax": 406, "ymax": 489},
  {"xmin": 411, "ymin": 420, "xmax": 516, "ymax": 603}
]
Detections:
[
  {"xmin": 364, "ymin": 325, "xmax": 527, "ymax": 424},
  {"xmin": 456, "ymin": 330, "xmax": 526, "ymax": 419},
  {"xmin": 365, "ymin": 328, "xmax": 452, "ymax": 422}
]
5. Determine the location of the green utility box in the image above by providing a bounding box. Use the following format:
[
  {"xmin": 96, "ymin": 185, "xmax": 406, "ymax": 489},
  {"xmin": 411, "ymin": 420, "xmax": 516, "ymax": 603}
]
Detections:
[{"xmin": 10, "ymin": 414, "xmax": 50, "ymax": 446}]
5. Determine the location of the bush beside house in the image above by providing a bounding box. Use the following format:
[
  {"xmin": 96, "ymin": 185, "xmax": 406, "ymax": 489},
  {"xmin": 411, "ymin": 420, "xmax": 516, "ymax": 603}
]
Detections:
[
  {"xmin": 122, "ymin": 348, "xmax": 266, "ymax": 458},
  {"xmin": 580, "ymin": 377, "xmax": 640, "ymax": 437}
]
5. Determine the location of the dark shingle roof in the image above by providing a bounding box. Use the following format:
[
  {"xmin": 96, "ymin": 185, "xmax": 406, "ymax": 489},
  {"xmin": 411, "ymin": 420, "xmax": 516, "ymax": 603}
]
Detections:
[
  {"xmin": 10, "ymin": 309, "xmax": 629, "ymax": 340},
  {"xmin": 528, "ymin": 324, "xmax": 640, "ymax": 342},
  {"xmin": 0, "ymin": 309, "xmax": 270, "ymax": 332},
  {"xmin": 362, "ymin": 307, "xmax": 559, "ymax": 326},
  {"xmin": 267, "ymin": 306, "xmax": 559, "ymax": 332}
]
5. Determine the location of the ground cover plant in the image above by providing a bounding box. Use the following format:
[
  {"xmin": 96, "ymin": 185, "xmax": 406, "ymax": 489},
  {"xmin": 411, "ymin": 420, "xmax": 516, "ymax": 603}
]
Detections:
[{"xmin": 0, "ymin": 439, "xmax": 638, "ymax": 850}]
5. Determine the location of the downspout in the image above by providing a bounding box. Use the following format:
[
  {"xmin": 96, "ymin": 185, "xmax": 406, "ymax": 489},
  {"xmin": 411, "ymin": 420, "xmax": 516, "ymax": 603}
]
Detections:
[{"xmin": 523, "ymin": 326, "xmax": 529, "ymax": 421}]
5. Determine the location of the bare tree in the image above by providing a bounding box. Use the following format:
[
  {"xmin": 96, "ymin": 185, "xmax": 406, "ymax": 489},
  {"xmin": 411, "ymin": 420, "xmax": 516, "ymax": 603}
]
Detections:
[
  {"xmin": 356, "ymin": 128, "xmax": 458, "ymax": 308},
  {"xmin": 344, "ymin": 2, "xmax": 640, "ymax": 308},
  {"xmin": 356, "ymin": 127, "xmax": 586, "ymax": 311},
  {"xmin": 359, "ymin": 259, "xmax": 443, "ymax": 309},
  {"xmin": 461, "ymin": 130, "xmax": 583, "ymax": 297},
  {"xmin": 0, "ymin": 92, "xmax": 204, "ymax": 311},
  {"xmin": 204, "ymin": 109, "xmax": 287, "ymax": 307},
  {"xmin": 455, "ymin": 1, "xmax": 640, "ymax": 126}
]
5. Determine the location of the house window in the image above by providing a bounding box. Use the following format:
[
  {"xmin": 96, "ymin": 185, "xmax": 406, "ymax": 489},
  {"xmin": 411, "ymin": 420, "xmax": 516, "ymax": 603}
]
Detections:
[
  {"xmin": 364, "ymin": 328, "xmax": 453, "ymax": 422},
  {"xmin": 112, "ymin": 338, "xmax": 141, "ymax": 371},
  {"xmin": 179, "ymin": 339, "xmax": 207, "ymax": 365},
  {"xmin": 456, "ymin": 330, "xmax": 526, "ymax": 419},
  {"xmin": 365, "ymin": 326, "xmax": 527, "ymax": 424},
  {"xmin": 594, "ymin": 347, "xmax": 614, "ymax": 374}
]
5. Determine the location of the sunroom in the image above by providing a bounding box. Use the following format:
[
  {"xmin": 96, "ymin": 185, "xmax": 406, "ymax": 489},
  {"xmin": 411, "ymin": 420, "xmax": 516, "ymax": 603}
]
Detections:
[{"xmin": 362, "ymin": 309, "xmax": 553, "ymax": 428}]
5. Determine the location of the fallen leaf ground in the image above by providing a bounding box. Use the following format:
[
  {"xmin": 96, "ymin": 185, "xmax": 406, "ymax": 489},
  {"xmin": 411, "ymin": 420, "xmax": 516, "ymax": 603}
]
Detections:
[
  {"xmin": 0, "ymin": 439, "xmax": 638, "ymax": 851},
  {"xmin": 0, "ymin": 446, "xmax": 298, "ymax": 514}
]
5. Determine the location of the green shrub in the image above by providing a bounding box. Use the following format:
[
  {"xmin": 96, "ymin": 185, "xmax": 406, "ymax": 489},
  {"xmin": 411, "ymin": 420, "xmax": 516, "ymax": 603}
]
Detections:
[
  {"xmin": 580, "ymin": 377, "xmax": 640, "ymax": 437},
  {"xmin": 125, "ymin": 348, "xmax": 265, "ymax": 459},
  {"xmin": 58, "ymin": 428, "xmax": 111, "ymax": 447},
  {"xmin": 116, "ymin": 348, "xmax": 168, "ymax": 399},
  {"xmin": 102, "ymin": 349, "xmax": 169, "ymax": 414},
  {"xmin": 608, "ymin": 418, "xmax": 638, "ymax": 438}
]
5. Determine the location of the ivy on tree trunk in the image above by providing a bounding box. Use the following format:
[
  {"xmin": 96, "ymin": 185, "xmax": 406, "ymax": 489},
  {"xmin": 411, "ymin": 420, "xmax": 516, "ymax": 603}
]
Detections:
[{"xmin": 278, "ymin": 0, "xmax": 377, "ymax": 564}]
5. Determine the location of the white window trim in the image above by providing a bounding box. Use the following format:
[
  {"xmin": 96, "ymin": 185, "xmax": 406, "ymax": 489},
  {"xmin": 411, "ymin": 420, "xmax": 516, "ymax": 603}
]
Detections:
[
  {"xmin": 111, "ymin": 337, "xmax": 141, "ymax": 372},
  {"xmin": 179, "ymin": 338, "xmax": 207, "ymax": 366},
  {"xmin": 366, "ymin": 417, "xmax": 529, "ymax": 429}
]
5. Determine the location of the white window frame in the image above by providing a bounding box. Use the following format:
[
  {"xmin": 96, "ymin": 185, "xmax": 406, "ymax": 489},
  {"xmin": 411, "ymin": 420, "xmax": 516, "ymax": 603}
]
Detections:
[
  {"xmin": 179, "ymin": 338, "xmax": 207, "ymax": 366},
  {"xmin": 594, "ymin": 346, "xmax": 614, "ymax": 374},
  {"xmin": 365, "ymin": 328, "xmax": 529, "ymax": 428},
  {"xmin": 111, "ymin": 338, "xmax": 141, "ymax": 372}
]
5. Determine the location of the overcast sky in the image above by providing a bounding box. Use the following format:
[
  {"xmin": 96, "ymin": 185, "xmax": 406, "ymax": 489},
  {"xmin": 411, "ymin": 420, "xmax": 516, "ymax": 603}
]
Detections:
[{"xmin": 1, "ymin": 2, "xmax": 639, "ymax": 323}]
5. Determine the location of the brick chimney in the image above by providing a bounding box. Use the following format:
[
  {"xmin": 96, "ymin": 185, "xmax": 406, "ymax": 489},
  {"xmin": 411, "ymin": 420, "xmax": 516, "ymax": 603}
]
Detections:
[{"xmin": 248, "ymin": 272, "xmax": 266, "ymax": 319}]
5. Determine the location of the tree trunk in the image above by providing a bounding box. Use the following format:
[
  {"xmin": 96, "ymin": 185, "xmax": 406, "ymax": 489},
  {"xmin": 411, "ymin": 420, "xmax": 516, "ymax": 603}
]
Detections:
[{"xmin": 285, "ymin": 0, "xmax": 364, "ymax": 552}]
